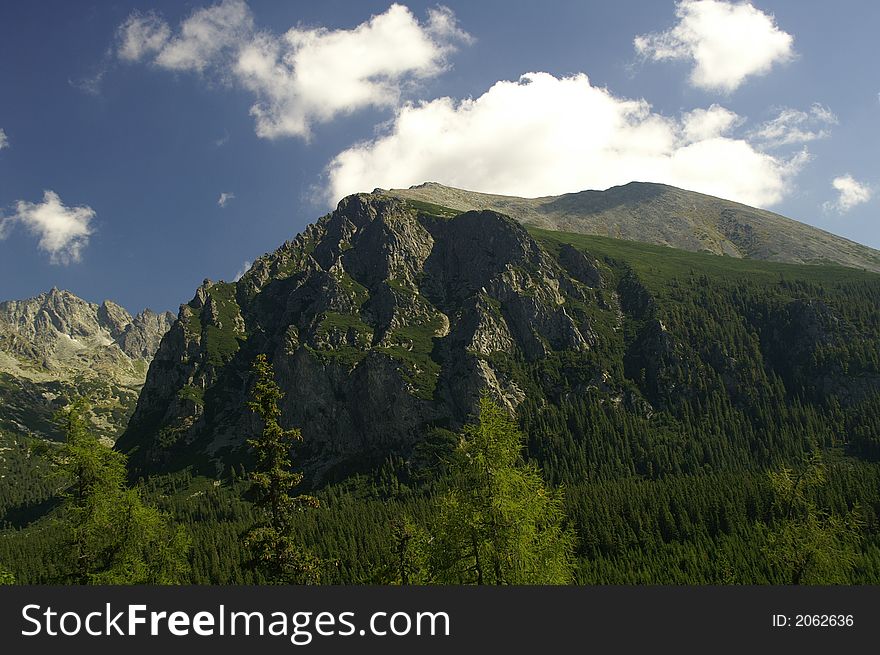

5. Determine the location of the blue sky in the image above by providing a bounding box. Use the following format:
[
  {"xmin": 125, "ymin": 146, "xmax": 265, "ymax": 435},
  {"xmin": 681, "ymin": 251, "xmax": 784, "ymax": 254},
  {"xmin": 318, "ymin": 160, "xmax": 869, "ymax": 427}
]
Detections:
[{"xmin": 0, "ymin": 0, "xmax": 878, "ymax": 313}]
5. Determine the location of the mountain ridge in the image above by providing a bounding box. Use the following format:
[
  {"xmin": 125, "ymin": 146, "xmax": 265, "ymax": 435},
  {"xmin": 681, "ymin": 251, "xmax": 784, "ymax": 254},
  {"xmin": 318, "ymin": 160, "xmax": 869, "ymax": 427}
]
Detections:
[
  {"xmin": 0, "ymin": 288, "xmax": 174, "ymax": 440},
  {"xmin": 380, "ymin": 181, "xmax": 880, "ymax": 273}
]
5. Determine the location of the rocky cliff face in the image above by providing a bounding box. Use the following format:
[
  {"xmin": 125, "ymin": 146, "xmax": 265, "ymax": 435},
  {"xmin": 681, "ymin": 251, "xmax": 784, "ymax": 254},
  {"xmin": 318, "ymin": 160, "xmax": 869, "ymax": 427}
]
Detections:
[
  {"xmin": 119, "ymin": 194, "xmax": 604, "ymax": 478},
  {"xmin": 0, "ymin": 289, "xmax": 174, "ymax": 440}
]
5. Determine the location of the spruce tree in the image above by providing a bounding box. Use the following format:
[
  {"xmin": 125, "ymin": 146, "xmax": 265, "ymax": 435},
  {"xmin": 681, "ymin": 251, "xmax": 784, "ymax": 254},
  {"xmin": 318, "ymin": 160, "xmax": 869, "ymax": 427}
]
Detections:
[
  {"xmin": 244, "ymin": 354, "xmax": 321, "ymax": 584},
  {"xmin": 54, "ymin": 399, "xmax": 190, "ymax": 584},
  {"xmin": 387, "ymin": 517, "xmax": 429, "ymax": 585},
  {"xmin": 423, "ymin": 395, "xmax": 576, "ymax": 584}
]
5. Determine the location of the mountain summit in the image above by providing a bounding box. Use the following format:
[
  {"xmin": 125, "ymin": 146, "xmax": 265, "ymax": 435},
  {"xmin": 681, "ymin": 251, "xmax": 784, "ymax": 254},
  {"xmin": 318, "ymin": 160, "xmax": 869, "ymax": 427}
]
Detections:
[
  {"xmin": 382, "ymin": 182, "xmax": 880, "ymax": 272},
  {"xmin": 0, "ymin": 289, "xmax": 174, "ymax": 440},
  {"xmin": 120, "ymin": 194, "xmax": 588, "ymax": 477}
]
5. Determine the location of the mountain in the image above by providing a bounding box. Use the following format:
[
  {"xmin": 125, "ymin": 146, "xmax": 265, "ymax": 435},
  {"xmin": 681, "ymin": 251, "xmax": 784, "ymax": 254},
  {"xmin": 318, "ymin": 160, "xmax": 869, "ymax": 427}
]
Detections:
[
  {"xmin": 121, "ymin": 194, "xmax": 586, "ymax": 477},
  {"xmin": 382, "ymin": 182, "xmax": 880, "ymax": 273},
  {"xmin": 0, "ymin": 288, "xmax": 174, "ymax": 441},
  {"xmin": 119, "ymin": 190, "xmax": 880, "ymax": 486},
  {"xmin": 7, "ymin": 189, "xmax": 880, "ymax": 585}
]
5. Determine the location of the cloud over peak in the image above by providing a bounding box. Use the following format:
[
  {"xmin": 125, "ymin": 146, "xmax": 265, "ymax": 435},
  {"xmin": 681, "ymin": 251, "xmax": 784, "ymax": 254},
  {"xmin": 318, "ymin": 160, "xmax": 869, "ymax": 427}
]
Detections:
[
  {"xmin": 326, "ymin": 72, "xmax": 808, "ymax": 209},
  {"xmin": 635, "ymin": 0, "xmax": 794, "ymax": 93},
  {"xmin": 116, "ymin": 1, "xmax": 470, "ymax": 139},
  {"xmin": 823, "ymin": 175, "xmax": 873, "ymax": 214},
  {"xmin": 2, "ymin": 191, "xmax": 95, "ymax": 264}
]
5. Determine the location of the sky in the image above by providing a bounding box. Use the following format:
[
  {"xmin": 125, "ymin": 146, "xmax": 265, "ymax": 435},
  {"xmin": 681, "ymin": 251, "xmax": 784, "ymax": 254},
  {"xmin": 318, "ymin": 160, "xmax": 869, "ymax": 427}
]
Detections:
[{"xmin": 0, "ymin": 0, "xmax": 878, "ymax": 314}]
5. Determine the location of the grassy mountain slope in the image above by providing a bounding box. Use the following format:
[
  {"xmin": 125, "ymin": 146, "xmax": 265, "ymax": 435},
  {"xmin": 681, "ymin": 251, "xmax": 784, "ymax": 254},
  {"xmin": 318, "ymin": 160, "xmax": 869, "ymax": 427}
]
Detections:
[{"xmin": 384, "ymin": 182, "xmax": 880, "ymax": 272}]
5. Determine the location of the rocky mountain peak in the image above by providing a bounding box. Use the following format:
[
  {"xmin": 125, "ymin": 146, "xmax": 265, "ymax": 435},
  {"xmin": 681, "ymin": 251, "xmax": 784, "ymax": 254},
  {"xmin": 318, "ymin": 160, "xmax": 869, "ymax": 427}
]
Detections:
[
  {"xmin": 0, "ymin": 289, "xmax": 176, "ymax": 441},
  {"xmin": 120, "ymin": 190, "xmax": 608, "ymax": 476},
  {"xmin": 2, "ymin": 288, "xmax": 102, "ymax": 342},
  {"xmin": 0, "ymin": 289, "xmax": 173, "ymax": 374},
  {"xmin": 98, "ymin": 300, "xmax": 134, "ymax": 338}
]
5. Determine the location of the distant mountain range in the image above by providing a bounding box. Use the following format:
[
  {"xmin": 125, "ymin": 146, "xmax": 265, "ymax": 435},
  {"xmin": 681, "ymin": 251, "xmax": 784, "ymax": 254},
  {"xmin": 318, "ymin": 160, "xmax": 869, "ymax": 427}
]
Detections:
[
  {"xmin": 383, "ymin": 182, "xmax": 880, "ymax": 273},
  {"xmin": 0, "ymin": 289, "xmax": 173, "ymax": 441}
]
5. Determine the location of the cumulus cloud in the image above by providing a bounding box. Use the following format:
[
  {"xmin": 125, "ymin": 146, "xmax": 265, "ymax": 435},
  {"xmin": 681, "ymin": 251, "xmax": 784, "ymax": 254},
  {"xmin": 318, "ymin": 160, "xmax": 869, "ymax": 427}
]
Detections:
[
  {"xmin": 681, "ymin": 104, "xmax": 742, "ymax": 141},
  {"xmin": 326, "ymin": 72, "xmax": 808, "ymax": 208},
  {"xmin": 634, "ymin": 0, "xmax": 794, "ymax": 92},
  {"xmin": 116, "ymin": 1, "xmax": 470, "ymax": 139},
  {"xmin": 217, "ymin": 192, "xmax": 235, "ymax": 207},
  {"xmin": 3, "ymin": 191, "xmax": 95, "ymax": 264},
  {"xmin": 749, "ymin": 103, "xmax": 837, "ymax": 148},
  {"xmin": 0, "ymin": 139, "xmax": 94, "ymax": 263},
  {"xmin": 823, "ymin": 175, "xmax": 873, "ymax": 214},
  {"xmin": 155, "ymin": 0, "xmax": 253, "ymax": 72}
]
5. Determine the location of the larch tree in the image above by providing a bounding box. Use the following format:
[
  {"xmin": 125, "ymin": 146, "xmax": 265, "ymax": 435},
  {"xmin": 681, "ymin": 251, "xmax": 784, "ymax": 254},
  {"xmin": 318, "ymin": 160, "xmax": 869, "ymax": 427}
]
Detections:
[
  {"xmin": 54, "ymin": 399, "xmax": 190, "ymax": 584},
  {"xmin": 763, "ymin": 452, "xmax": 862, "ymax": 584},
  {"xmin": 423, "ymin": 395, "xmax": 576, "ymax": 584}
]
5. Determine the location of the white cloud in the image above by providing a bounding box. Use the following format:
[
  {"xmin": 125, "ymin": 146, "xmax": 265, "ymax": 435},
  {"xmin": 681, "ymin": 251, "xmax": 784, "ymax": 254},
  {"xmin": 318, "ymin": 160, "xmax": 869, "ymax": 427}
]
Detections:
[
  {"xmin": 117, "ymin": 10, "xmax": 171, "ymax": 62},
  {"xmin": 155, "ymin": 0, "xmax": 253, "ymax": 72},
  {"xmin": 239, "ymin": 4, "xmax": 469, "ymax": 140},
  {"xmin": 5, "ymin": 191, "xmax": 95, "ymax": 264},
  {"xmin": 823, "ymin": 175, "xmax": 873, "ymax": 214},
  {"xmin": 116, "ymin": 1, "xmax": 470, "ymax": 139},
  {"xmin": 326, "ymin": 72, "xmax": 808, "ymax": 208},
  {"xmin": 0, "ymin": 141, "xmax": 95, "ymax": 264},
  {"xmin": 233, "ymin": 260, "xmax": 251, "ymax": 282},
  {"xmin": 218, "ymin": 192, "xmax": 235, "ymax": 207},
  {"xmin": 634, "ymin": 0, "xmax": 794, "ymax": 93},
  {"xmin": 749, "ymin": 103, "xmax": 837, "ymax": 148},
  {"xmin": 681, "ymin": 104, "xmax": 742, "ymax": 141}
]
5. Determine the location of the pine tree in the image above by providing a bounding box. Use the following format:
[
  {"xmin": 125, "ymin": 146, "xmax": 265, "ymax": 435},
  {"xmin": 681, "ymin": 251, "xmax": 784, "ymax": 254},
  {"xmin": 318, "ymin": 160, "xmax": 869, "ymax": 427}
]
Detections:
[
  {"xmin": 244, "ymin": 354, "xmax": 321, "ymax": 584},
  {"xmin": 54, "ymin": 399, "xmax": 190, "ymax": 584},
  {"xmin": 423, "ymin": 395, "xmax": 576, "ymax": 584}
]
